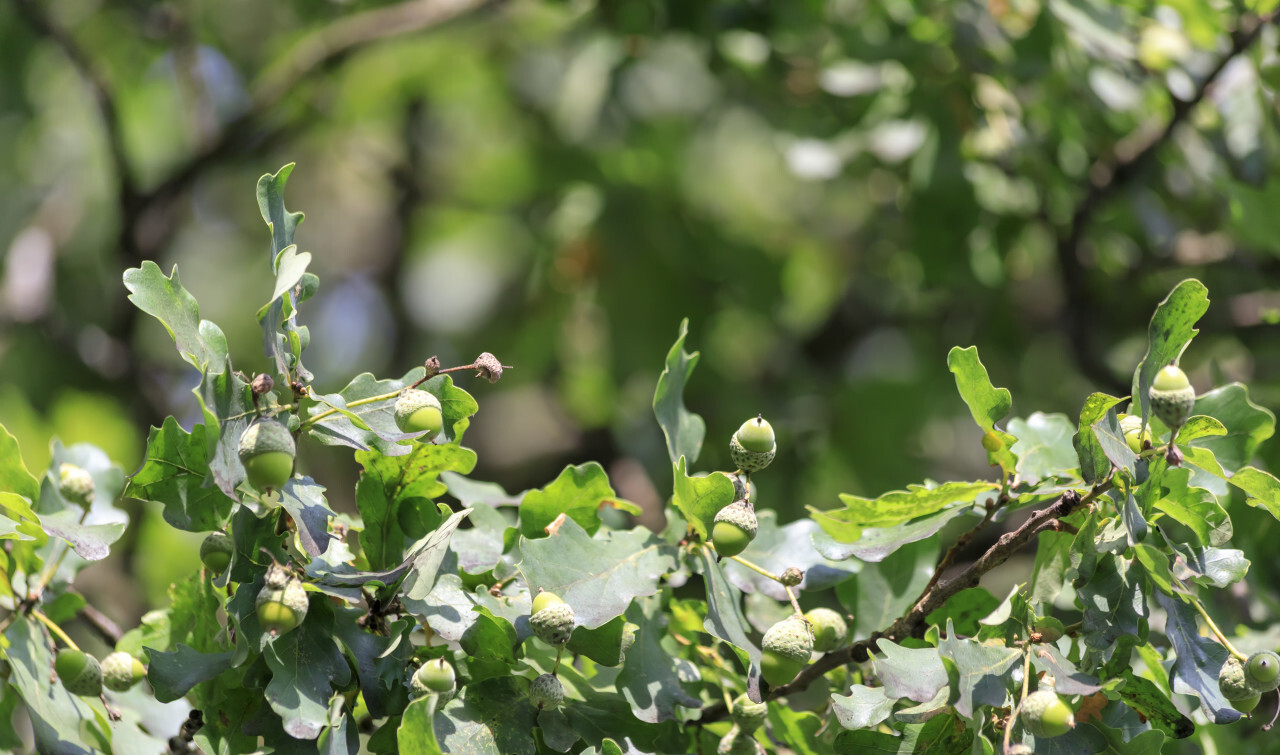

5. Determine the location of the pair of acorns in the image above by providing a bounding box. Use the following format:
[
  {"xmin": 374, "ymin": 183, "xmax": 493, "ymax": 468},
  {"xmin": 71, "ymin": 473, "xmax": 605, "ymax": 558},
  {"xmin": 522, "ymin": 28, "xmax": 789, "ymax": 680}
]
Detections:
[
  {"xmin": 711, "ymin": 416, "xmax": 777, "ymax": 558},
  {"xmin": 54, "ymin": 649, "xmax": 146, "ymax": 697},
  {"xmin": 1219, "ymin": 650, "xmax": 1280, "ymax": 713}
]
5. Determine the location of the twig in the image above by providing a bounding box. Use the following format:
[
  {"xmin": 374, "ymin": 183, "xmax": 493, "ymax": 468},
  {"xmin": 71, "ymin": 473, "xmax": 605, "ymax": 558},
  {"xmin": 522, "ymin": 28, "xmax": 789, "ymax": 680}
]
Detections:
[
  {"xmin": 78, "ymin": 601, "xmax": 124, "ymax": 646},
  {"xmin": 1053, "ymin": 10, "xmax": 1279, "ymax": 391},
  {"xmin": 921, "ymin": 497, "xmax": 1003, "ymax": 595},
  {"xmin": 33, "ymin": 609, "xmax": 79, "ymax": 651},
  {"xmin": 699, "ymin": 480, "xmax": 1109, "ymax": 722}
]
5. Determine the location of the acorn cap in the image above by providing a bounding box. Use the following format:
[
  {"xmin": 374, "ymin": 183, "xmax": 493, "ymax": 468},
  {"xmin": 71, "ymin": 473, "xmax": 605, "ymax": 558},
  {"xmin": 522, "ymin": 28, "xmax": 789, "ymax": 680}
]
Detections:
[
  {"xmin": 530, "ymin": 602, "xmax": 576, "ymax": 646},
  {"xmin": 1219, "ymin": 656, "xmax": 1253, "ymax": 700},
  {"xmin": 717, "ymin": 727, "xmax": 764, "ymax": 755},
  {"xmin": 804, "ymin": 608, "xmax": 849, "ymax": 653},
  {"xmin": 730, "ymin": 695, "xmax": 768, "ymax": 733},
  {"xmin": 529, "ymin": 673, "xmax": 564, "ymax": 709},
  {"xmin": 1246, "ymin": 651, "xmax": 1280, "ymax": 693},
  {"xmin": 58, "ymin": 463, "xmax": 95, "ymax": 507},
  {"xmin": 762, "ymin": 615, "xmax": 813, "ymax": 663},
  {"xmin": 394, "ymin": 389, "xmax": 441, "ymax": 425},
  {"xmin": 714, "ymin": 501, "xmax": 758, "ymax": 539},
  {"xmin": 101, "ymin": 652, "xmax": 146, "ymax": 692},
  {"xmin": 1021, "ymin": 689, "xmax": 1075, "ymax": 738},
  {"xmin": 410, "ymin": 658, "xmax": 457, "ymax": 698},
  {"xmin": 256, "ymin": 574, "xmax": 310, "ymax": 633},
  {"xmin": 730, "ymin": 434, "xmax": 775, "ymax": 473},
  {"xmin": 238, "ymin": 420, "xmax": 296, "ymax": 459},
  {"xmin": 1149, "ymin": 366, "xmax": 1195, "ymax": 428}
]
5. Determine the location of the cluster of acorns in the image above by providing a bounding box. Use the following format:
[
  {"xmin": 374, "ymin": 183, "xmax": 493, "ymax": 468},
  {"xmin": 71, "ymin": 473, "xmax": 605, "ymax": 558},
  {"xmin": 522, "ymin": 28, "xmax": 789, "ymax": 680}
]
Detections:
[
  {"xmin": 1219, "ymin": 650, "xmax": 1280, "ymax": 713},
  {"xmin": 54, "ymin": 648, "xmax": 146, "ymax": 698}
]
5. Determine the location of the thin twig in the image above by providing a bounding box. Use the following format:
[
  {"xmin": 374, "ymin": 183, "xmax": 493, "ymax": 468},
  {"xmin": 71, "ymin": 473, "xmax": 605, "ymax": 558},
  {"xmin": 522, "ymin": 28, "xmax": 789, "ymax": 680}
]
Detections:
[{"xmin": 78, "ymin": 601, "xmax": 124, "ymax": 646}]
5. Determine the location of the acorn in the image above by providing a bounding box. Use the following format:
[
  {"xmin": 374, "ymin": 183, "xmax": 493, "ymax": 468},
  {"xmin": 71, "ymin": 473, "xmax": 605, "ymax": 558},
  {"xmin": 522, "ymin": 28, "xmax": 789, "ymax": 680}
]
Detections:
[
  {"xmin": 730, "ymin": 695, "xmax": 768, "ymax": 733},
  {"xmin": 718, "ymin": 726, "xmax": 764, "ymax": 755},
  {"xmin": 238, "ymin": 420, "xmax": 296, "ymax": 491},
  {"xmin": 1246, "ymin": 651, "xmax": 1280, "ymax": 693},
  {"xmin": 101, "ymin": 652, "xmax": 146, "ymax": 692},
  {"xmin": 1219, "ymin": 656, "xmax": 1254, "ymax": 701},
  {"xmin": 394, "ymin": 389, "xmax": 443, "ymax": 442},
  {"xmin": 256, "ymin": 564, "xmax": 309, "ymax": 636},
  {"xmin": 55, "ymin": 649, "xmax": 102, "ymax": 697},
  {"xmin": 529, "ymin": 673, "xmax": 564, "ymax": 709},
  {"xmin": 730, "ymin": 415, "xmax": 776, "ymax": 473},
  {"xmin": 1232, "ymin": 693, "xmax": 1262, "ymax": 713},
  {"xmin": 1149, "ymin": 365, "xmax": 1195, "ymax": 430},
  {"xmin": 711, "ymin": 501, "xmax": 758, "ymax": 558},
  {"xmin": 761, "ymin": 615, "xmax": 812, "ymax": 687},
  {"xmin": 529, "ymin": 591, "xmax": 576, "ymax": 646},
  {"xmin": 410, "ymin": 658, "xmax": 456, "ymax": 700},
  {"xmin": 803, "ymin": 608, "xmax": 849, "ymax": 653},
  {"xmin": 1021, "ymin": 689, "xmax": 1075, "ymax": 738},
  {"xmin": 200, "ymin": 531, "xmax": 234, "ymax": 574},
  {"xmin": 1118, "ymin": 414, "xmax": 1145, "ymax": 454},
  {"xmin": 58, "ymin": 463, "xmax": 95, "ymax": 507}
]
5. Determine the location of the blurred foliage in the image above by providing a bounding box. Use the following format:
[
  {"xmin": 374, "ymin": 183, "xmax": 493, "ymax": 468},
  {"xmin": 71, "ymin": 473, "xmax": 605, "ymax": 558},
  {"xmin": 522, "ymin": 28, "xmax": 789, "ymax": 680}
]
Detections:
[{"xmin": 3, "ymin": 0, "xmax": 1280, "ymax": 748}]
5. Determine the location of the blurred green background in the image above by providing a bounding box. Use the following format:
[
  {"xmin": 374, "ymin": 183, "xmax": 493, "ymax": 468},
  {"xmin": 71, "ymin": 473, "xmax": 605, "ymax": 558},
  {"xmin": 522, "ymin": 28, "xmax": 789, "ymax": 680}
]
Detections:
[{"xmin": 3, "ymin": 0, "xmax": 1280, "ymax": 743}]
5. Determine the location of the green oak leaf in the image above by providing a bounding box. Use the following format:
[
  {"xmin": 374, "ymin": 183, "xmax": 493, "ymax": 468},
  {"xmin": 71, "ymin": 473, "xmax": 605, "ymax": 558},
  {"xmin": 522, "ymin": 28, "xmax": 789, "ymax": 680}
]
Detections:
[
  {"xmin": 872, "ymin": 639, "xmax": 947, "ymax": 704},
  {"xmin": 767, "ymin": 704, "xmax": 826, "ymax": 755},
  {"xmin": 1075, "ymin": 393, "xmax": 1126, "ymax": 484},
  {"xmin": 146, "ymin": 644, "xmax": 236, "ymax": 703},
  {"xmin": 699, "ymin": 547, "xmax": 762, "ymax": 697},
  {"xmin": 652, "ymin": 318, "xmax": 706, "ymax": 466},
  {"xmin": 938, "ymin": 621, "xmax": 1021, "ymax": 718},
  {"xmin": 125, "ymin": 417, "xmax": 234, "ymax": 532},
  {"xmin": 402, "ymin": 508, "xmax": 474, "ymax": 601},
  {"xmin": 517, "ymin": 518, "xmax": 677, "ymax": 629},
  {"xmin": 839, "ymin": 537, "xmax": 937, "ymax": 637},
  {"xmin": 831, "ymin": 685, "xmax": 896, "ymax": 730},
  {"xmin": 1092, "ymin": 409, "xmax": 1138, "ymax": 481},
  {"xmin": 832, "ymin": 481, "xmax": 997, "ymax": 529},
  {"xmin": 4, "ymin": 617, "xmax": 108, "ymax": 755},
  {"xmin": 1228, "ymin": 465, "xmax": 1280, "ymax": 520},
  {"xmin": 1009, "ymin": 412, "xmax": 1080, "ymax": 481},
  {"xmin": 670, "ymin": 458, "xmax": 735, "ymax": 541},
  {"xmin": 566, "ymin": 614, "xmax": 632, "ymax": 667},
  {"xmin": 460, "ymin": 606, "xmax": 521, "ymax": 682},
  {"xmin": 432, "ymin": 676, "xmax": 539, "ymax": 755},
  {"xmin": 1156, "ymin": 591, "xmax": 1241, "ymax": 724},
  {"xmin": 616, "ymin": 595, "xmax": 701, "ymax": 723},
  {"xmin": 1190, "ymin": 384, "xmax": 1275, "ymax": 474},
  {"xmin": 1152, "ymin": 467, "xmax": 1231, "ymax": 547},
  {"xmin": 926, "ymin": 588, "xmax": 1000, "ymax": 637},
  {"xmin": 1131, "ymin": 279, "xmax": 1209, "ymax": 426},
  {"xmin": 1029, "ymin": 645, "xmax": 1103, "ymax": 696},
  {"xmin": 308, "ymin": 371, "xmax": 478, "ymax": 454},
  {"xmin": 263, "ymin": 602, "xmax": 354, "ymax": 740},
  {"xmin": 355, "ymin": 445, "xmax": 475, "ymax": 571},
  {"xmin": 277, "ymin": 475, "xmax": 335, "ymax": 556},
  {"xmin": 332, "ymin": 607, "xmax": 414, "ymax": 719},
  {"xmin": 948, "ymin": 345, "xmax": 1012, "ymax": 431},
  {"xmin": 398, "ymin": 697, "xmax": 442, "ymax": 753},
  {"xmin": 123, "ymin": 261, "xmax": 229, "ymax": 371},
  {"xmin": 0, "ymin": 422, "xmax": 39, "ymax": 500},
  {"xmin": 1114, "ymin": 669, "xmax": 1194, "ymax": 739},
  {"xmin": 519, "ymin": 462, "xmax": 638, "ymax": 539},
  {"xmin": 1029, "ymin": 528, "xmax": 1073, "ymax": 605},
  {"xmin": 193, "ymin": 360, "xmax": 254, "ymax": 498},
  {"xmin": 1079, "ymin": 553, "xmax": 1148, "ymax": 658},
  {"xmin": 813, "ymin": 505, "xmax": 969, "ymax": 564},
  {"xmin": 1170, "ymin": 543, "xmax": 1248, "ymax": 588}
]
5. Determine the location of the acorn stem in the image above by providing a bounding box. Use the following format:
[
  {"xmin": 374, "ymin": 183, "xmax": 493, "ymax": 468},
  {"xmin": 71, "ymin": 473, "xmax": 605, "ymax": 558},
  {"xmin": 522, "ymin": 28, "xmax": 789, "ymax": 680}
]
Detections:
[
  {"xmin": 1188, "ymin": 593, "xmax": 1247, "ymax": 661},
  {"xmin": 33, "ymin": 609, "xmax": 79, "ymax": 652},
  {"xmin": 1003, "ymin": 648, "xmax": 1034, "ymax": 754}
]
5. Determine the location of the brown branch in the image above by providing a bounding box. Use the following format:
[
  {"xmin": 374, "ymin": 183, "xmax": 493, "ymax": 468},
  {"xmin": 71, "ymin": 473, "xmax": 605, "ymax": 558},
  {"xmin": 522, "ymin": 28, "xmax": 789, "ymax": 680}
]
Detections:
[
  {"xmin": 1054, "ymin": 10, "xmax": 1279, "ymax": 393},
  {"xmin": 699, "ymin": 480, "xmax": 1110, "ymax": 722},
  {"xmin": 77, "ymin": 601, "xmax": 124, "ymax": 646}
]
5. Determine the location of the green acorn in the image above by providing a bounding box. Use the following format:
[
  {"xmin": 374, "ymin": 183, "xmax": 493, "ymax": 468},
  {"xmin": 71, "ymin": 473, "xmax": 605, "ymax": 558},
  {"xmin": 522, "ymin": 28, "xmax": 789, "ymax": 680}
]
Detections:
[
  {"xmin": 58, "ymin": 463, "xmax": 95, "ymax": 507},
  {"xmin": 256, "ymin": 564, "xmax": 309, "ymax": 636},
  {"xmin": 1246, "ymin": 651, "xmax": 1280, "ymax": 693},
  {"xmin": 529, "ymin": 673, "xmax": 564, "ymax": 709},
  {"xmin": 711, "ymin": 501, "xmax": 758, "ymax": 558},
  {"xmin": 1219, "ymin": 656, "xmax": 1254, "ymax": 701},
  {"xmin": 200, "ymin": 531, "xmax": 234, "ymax": 574},
  {"xmin": 730, "ymin": 695, "xmax": 768, "ymax": 733},
  {"xmin": 529, "ymin": 591, "xmax": 576, "ymax": 646},
  {"xmin": 803, "ymin": 608, "xmax": 849, "ymax": 653},
  {"xmin": 761, "ymin": 615, "xmax": 812, "ymax": 687},
  {"xmin": 101, "ymin": 652, "xmax": 146, "ymax": 692},
  {"xmin": 1021, "ymin": 689, "xmax": 1075, "ymax": 738},
  {"xmin": 717, "ymin": 727, "xmax": 764, "ymax": 755},
  {"xmin": 1232, "ymin": 693, "xmax": 1262, "ymax": 713},
  {"xmin": 238, "ymin": 419, "xmax": 296, "ymax": 491},
  {"xmin": 410, "ymin": 658, "xmax": 456, "ymax": 699},
  {"xmin": 730, "ymin": 415, "xmax": 776, "ymax": 473},
  {"xmin": 1118, "ymin": 413, "xmax": 1145, "ymax": 454},
  {"xmin": 55, "ymin": 649, "xmax": 102, "ymax": 697},
  {"xmin": 394, "ymin": 389, "xmax": 443, "ymax": 442},
  {"xmin": 1149, "ymin": 365, "xmax": 1195, "ymax": 429}
]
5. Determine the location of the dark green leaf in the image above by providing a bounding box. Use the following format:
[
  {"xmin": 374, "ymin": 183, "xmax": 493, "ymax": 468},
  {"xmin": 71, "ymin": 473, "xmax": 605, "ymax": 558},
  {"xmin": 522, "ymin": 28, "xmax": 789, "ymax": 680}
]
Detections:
[
  {"xmin": 938, "ymin": 621, "xmax": 1020, "ymax": 718},
  {"xmin": 566, "ymin": 614, "xmax": 631, "ymax": 667},
  {"xmin": 146, "ymin": 644, "xmax": 236, "ymax": 703},
  {"xmin": 263, "ymin": 608, "xmax": 354, "ymax": 739},
  {"xmin": 841, "ymin": 537, "xmax": 937, "ymax": 637},
  {"xmin": 1079, "ymin": 554, "xmax": 1147, "ymax": 658},
  {"xmin": 872, "ymin": 639, "xmax": 947, "ymax": 704},
  {"xmin": 355, "ymin": 445, "xmax": 474, "ymax": 571},
  {"xmin": 766, "ymin": 704, "xmax": 827, "ymax": 755},
  {"xmin": 1115, "ymin": 669, "xmax": 1195, "ymax": 739},
  {"xmin": 460, "ymin": 607, "xmax": 521, "ymax": 682},
  {"xmin": 518, "ymin": 518, "xmax": 677, "ymax": 629},
  {"xmin": 652, "ymin": 318, "xmax": 706, "ymax": 465},
  {"xmin": 699, "ymin": 548, "xmax": 762, "ymax": 697},
  {"xmin": 1157, "ymin": 591, "xmax": 1241, "ymax": 724},
  {"xmin": 616, "ymin": 596, "xmax": 701, "ymax": 722},
  {"xmin": 927, "ymin": 588, "xmax": 1000, "ymax": 637},
  {"xmin": 4, "ymin": 617, "xmax": 104, "ymax": 755},
  {"xmin": 1131, "ymin": 280, "xmax": 1209, "ymax": 426},
  {"xmin": 1075, "ymin": 393, "xmax": 1126, "ymax": 484},
  {"xmin": 125, "ymin": 417, "xmax": 234, "ymax": 532},
  {"xmin": 1191, "ymin": 384, "xmax": 1275, "ymax": 475},
  {"xmin": 123, "ymin": 261, "xmax": 228, "ymax": 371},
  {"xmin": 433, "ymin": 677, "xmax": 538, "ymax": 755}
]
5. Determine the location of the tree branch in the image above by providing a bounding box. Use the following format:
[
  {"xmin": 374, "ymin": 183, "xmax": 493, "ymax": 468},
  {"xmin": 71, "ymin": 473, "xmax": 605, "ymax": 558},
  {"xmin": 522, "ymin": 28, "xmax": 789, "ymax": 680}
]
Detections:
[
  {"xmin": 699, "ymin": 480, "xmax": 1111, "ymax": 722},
  {"xmin": 1053, "ymin": 10, "xmax": 1279, "ymax": 392}
]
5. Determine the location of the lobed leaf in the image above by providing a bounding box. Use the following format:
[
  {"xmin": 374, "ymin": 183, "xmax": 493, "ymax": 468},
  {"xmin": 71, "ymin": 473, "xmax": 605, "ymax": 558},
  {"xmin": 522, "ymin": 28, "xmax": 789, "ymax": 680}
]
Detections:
[
  {"xmin": 1131, "ymin": 279, "xmax": 1209, "ymax": 426},
  {"xmin": 652, "ymin": 318, "xmax": 706, "ymax": 466}
]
